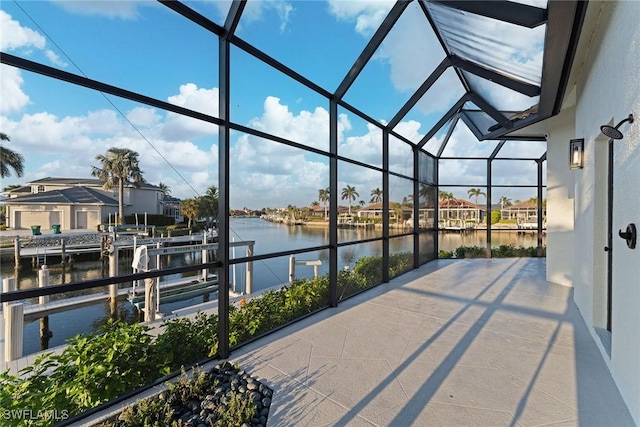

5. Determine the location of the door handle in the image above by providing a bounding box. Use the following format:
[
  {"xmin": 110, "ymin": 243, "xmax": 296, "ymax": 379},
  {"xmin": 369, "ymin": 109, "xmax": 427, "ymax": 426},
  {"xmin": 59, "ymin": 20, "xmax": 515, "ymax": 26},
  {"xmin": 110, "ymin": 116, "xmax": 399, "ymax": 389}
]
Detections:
[{"xmin": 604, "ymin": 246, "xmax": 610, "ymax": 252}]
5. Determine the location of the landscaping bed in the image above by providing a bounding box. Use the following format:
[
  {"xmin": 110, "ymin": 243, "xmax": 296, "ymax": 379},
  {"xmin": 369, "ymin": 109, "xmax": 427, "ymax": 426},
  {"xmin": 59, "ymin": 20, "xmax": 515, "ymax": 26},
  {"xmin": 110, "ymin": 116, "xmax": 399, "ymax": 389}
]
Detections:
[{"xmin": 98, "ymin": 362, "xmax": 272, "ymax": 427}]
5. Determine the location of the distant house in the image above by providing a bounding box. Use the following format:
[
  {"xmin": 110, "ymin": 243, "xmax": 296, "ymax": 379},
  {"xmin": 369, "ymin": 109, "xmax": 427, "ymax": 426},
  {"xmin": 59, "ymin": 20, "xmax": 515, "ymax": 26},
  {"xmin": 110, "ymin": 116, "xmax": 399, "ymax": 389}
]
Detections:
[
  {"xmin": 1, "ymin": 177, "xmax": 163, "ymax": 230},
  {"xmin": 501, "ymin": 200, "xmax": 546, "ymax": 221},
  {"xmin": 357, "ymin": 202, "xmax": 412, "ymax": 223},
  {"xmin": 439, "ymin": 198, "xmax": 486, "ymax": 223},
  {"xmin": 162, "ymin": 195, "xmax": 183, "ymax": 224}
]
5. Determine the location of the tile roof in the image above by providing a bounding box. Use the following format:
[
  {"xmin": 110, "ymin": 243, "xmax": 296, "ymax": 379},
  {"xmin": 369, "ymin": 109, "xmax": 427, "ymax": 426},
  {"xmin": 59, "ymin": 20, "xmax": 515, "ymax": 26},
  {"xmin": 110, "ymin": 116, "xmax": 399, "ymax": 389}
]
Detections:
[{"xmin": 2, "ymin": 187, "xmax": 118, "ymax": 205}]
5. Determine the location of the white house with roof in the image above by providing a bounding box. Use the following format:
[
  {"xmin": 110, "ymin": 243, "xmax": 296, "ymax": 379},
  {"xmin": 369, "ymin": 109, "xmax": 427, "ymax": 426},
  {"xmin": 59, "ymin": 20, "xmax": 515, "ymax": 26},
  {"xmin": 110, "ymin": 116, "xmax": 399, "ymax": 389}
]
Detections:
[{"xmin": 1, "ymin": 177, "xmax": 164, "ymax": 230}]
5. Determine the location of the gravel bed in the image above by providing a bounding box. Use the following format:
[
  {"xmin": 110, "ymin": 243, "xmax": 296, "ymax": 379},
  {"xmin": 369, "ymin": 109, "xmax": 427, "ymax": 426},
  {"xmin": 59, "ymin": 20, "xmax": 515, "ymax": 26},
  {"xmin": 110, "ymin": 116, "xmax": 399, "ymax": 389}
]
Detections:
[{"xmin": 102, "ymin": 362, "xmax": 273, "ymax": 427}]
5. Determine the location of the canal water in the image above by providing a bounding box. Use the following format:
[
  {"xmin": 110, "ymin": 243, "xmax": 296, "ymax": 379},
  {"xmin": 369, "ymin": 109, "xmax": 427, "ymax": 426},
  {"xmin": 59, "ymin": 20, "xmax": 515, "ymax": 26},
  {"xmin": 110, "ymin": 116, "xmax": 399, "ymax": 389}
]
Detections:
[{"xmin": 2, "ymin": 218, "xmax": 544, "ymax": 355}]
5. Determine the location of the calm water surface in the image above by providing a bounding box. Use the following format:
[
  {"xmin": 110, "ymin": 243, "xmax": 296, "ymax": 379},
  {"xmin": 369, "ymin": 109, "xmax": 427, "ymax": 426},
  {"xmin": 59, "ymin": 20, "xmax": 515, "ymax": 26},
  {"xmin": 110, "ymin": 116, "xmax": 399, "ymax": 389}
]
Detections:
[{"xmin": 3, "ymin": 218, "xmax": 544, "ymax": 355}]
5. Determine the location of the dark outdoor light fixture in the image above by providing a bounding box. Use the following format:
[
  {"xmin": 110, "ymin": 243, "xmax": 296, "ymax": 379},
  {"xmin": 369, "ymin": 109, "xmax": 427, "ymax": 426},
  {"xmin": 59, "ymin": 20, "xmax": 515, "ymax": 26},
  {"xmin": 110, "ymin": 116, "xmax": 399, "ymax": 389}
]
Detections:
[
  {"xmin": 569, "ymin": 138, "xmax": 584, "ymax": 169},
  {"xmin": 600, "ymin": 114, "xmax": 634, "ymax": 139}
]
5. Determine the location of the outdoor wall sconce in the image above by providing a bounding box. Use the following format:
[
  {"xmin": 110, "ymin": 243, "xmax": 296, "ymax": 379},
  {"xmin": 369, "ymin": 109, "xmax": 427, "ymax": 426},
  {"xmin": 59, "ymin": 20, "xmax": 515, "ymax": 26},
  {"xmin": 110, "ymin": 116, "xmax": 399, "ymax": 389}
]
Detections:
[
  {"xmin": 619, "ymin": 223, "xmax": 637, "ymax": 249},
  {"xmin": 569, "ymin": 138, "xmax": 584, "ymax": 169}
]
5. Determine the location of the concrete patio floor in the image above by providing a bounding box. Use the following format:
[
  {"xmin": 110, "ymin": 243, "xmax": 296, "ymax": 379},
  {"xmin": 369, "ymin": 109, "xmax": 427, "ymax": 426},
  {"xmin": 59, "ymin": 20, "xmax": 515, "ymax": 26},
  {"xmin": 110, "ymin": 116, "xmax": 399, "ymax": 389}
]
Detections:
[{"xmin": 230, "ymin": 258, "xmax": 635, "ymax": 426}]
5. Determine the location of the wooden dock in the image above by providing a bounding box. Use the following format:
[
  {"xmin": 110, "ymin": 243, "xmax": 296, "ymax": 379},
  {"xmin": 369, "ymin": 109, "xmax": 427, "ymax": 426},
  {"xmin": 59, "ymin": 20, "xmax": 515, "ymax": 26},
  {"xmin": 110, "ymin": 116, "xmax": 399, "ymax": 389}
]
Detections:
[{"xmin": 23, "ymin": 289, "xmax": 130, "ymax": 323}]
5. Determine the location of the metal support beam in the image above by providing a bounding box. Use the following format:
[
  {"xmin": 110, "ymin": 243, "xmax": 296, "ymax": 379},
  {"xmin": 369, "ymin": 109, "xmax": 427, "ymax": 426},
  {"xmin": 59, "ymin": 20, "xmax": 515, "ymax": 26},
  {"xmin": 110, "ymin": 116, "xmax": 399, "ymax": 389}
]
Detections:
[
  {"xmin": 388, "ymin": 57, "xmax": 451, "ymax": 129},
  {"xmin": 486, "ymin": 159, "xmax": 493, "ymax": 258},
  {"xmin": 469, "ymin": 93, "xmax": 512, "ymax": 129},
  {"xmin": 1, "ymin": 53, "xmax": 223, "ymax": 127},
  {"xmin": 436, "ymin": 113, "xmax": 461, "ymax": 158},
  {"xmin": 217, "ymin": 33, "xmax": 231, "ymax": 359},
  {"xmin": 224, "ymin": 1, "xmax": 245, "ymax": 36},
  {"xmin": 334, "ymin": 1, "xmax": 410, "ymax": 100},
  {"xmin": 158, "ymin": 0, "xmax": 224, "ymax": 35},
  {"xmin": 450, "ymin": 55, "xmax": 541, "ymax": 97},
  {"xmin": 382, "ymin": 130, "xmax": 390, "ymax": 283},
  {"xmin": 329, "ymin": 100, "xmax": 339, "ymax": 306},
  {"xmin": 413, "ymin": 146, "xmax": 420, "ymax": 268},
  {"xmin": 537, "ymin": 158, "xmax": 544, "ymax": 257},
  {"xmin": 418, "ymin": 94, "xmax": 469, "ymax": 150}
]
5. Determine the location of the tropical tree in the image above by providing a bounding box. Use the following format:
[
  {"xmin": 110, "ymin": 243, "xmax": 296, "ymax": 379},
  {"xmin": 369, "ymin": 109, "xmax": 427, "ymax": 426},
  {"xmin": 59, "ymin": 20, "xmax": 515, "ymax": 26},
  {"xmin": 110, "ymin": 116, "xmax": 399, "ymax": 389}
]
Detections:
[
  {"xmin": 499, "ymin": 196, "xmax": 512, "ymax": 209},
  {"xmin": 438, "ymin": 190, "xmax": 454, "ymax": 201},
  {"xmin": 370, "ymin": 187, "xmax": 383, "ymax": 204},
  {"xmin": 199, "ymin": 185, "xmax": 219, "ymax": 227},
  {"xmin": 419, "ymin": 184, "xmax": 433, "ymax": 206},
  {"xmin": 391, "ymin": 202, "xmax": 405, "ymax": 225},
  {"xmin": 158, "ymin": 182, "xmax": 171, "ymax": 196},
  {"xmin": 467, "ymin": 188, "xmax": 486, "ymax": 205},
  {"xmin": 91, "ymin": 147, "xmax": 144, "ymax": 221},
  {"xmin": 0, "ymin": 133, "xmax": 25, "ymax": 178},
  {"xmin": 341, "ymin": 185, "xmax": 359, "ymax": 215},
  {"xmin": 311, "ymin": 201, "xmax": 320, "ymax": 208},
  {"xmin": 359, "ymin": 200, "xmax": 365, "ymax": 207},
  {"xmin": 287, "ymin": 204, "xmax": 298, "ymax": 221},
  {"xmin": 180, "ymin": 198, "xmax": 200, "ymax": 228},
  {"xmin": 2, "ymin": 184, "xmax": 22, "ymax": 192},
  {"xmin": 318, "ymin": 187, "xmax": 329, "ymax": 220}
]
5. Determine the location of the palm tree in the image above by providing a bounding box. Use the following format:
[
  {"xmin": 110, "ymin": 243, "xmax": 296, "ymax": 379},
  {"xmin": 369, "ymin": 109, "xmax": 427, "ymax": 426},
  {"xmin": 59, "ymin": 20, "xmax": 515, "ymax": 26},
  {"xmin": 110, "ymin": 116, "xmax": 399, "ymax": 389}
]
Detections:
[
  {"xmin": 341, "ymin": 185, "xmax": 359, "ymax": 215},
  {"xmin": 158, "ymin": 182, "xmax": 171, "ymax": 196},
  {"xmin": 370, "ymin": 187, "xmax": 383, "ymax": 204},
  {"xmin": 0, "ymin": 133, "xmax": 25, "ymax": 178},
  {"xmin": 311, "ymin": 200, "xmax": 320, "ymax": 208},
  {"xmin": 467, "ymin": 188, "xmax": 486, "ymax": 205},
  {"xmin": 438, "ymin": 190, "xmax": 454, "ymax": 201},
  {"xmin": 318, "ymin": 187, "xmax": 329, "ymax": 220},
  {"xmin": 199, "ymin": 185, "xmax": 219, "ymax": 227},
  {"xmin": 391, "ymin": 202, "xmax": 405, "ymax": 225},
  {"xmin": 180, "ymin": 198, "xmax": 200, "ymax": 228},
  {"xmin": 91, "ymin": 147, "xmax": 144, "ymax": 221},
  {"xmin": 499, "ymin": 196, "xmax": 512, "ymax": 209}
]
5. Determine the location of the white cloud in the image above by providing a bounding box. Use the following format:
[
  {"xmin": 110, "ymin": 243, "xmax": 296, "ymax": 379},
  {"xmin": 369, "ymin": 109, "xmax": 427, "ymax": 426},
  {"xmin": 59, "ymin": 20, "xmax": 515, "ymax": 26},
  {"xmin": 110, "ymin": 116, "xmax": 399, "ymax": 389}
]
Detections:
[
  {"xmin": 164, "ymin": 84, "xmax": 219, "ymax": 140},
  {"xmin": 248, "ymin": 96, "xmax": 329, "ymax": 151},
  {"xmin": 238, "ymin": 1, "xmax": 294, "ymax": 33},
  {"xmin": 0, "ymin": 65, "xmax": 30, "ymax": 114},
  {"xmin": 44, "ymin": 50, "xmax": 69, "ymax": 68},
  {"xmin": 327, "ymin": 0, "xmax": 395, "ymax": 36},
  {"xmin": 0, "ymin": 11, "xmax": 46, "ymax": 51},
  {"xmin": 50, "ymin": 0, "xmax": 143, "ymax": 20}
]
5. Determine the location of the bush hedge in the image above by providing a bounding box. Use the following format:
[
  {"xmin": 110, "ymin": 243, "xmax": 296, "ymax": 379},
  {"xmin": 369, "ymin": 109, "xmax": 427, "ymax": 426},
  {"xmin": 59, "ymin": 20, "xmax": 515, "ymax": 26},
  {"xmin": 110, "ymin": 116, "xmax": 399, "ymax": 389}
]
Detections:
[{"xmin": 437, "ymin": 245, "xmax": 545, "ymax": 259}]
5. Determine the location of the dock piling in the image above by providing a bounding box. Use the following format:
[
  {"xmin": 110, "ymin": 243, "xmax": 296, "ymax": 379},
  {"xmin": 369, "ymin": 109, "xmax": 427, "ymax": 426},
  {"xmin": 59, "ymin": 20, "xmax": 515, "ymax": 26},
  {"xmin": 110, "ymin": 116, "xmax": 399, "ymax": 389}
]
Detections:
[
  {"xmin": 14, "ymin": 237, "xmax": 20, "ymax": 270},
  {"xmin": 246, "ymin": 244, "xmax": 253, "ymax": 294},
  {"xmin": 38, "ymin": 265, "xmax": 52, "ymax": 349},
  {"xmin": 5, "ymin": 303, "xmax": 23, "ymax": 362},
  {"xmin": 108, "ymin": 244, "xmax": 119, "ymax": 317}
]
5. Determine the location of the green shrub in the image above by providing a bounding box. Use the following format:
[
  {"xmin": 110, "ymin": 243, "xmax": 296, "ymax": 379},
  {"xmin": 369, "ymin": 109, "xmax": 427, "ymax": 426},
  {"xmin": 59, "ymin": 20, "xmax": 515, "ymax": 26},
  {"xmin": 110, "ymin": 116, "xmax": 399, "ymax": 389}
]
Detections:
[
  {"xmin": 122, "ymin": 214, "xmax": 173, "ymax": 226},
  {"xmin": 455, "ymin": 246, "xmax": 486, "ymax": 258},
  {"xmin": 438, "ymin": 250, "xmax": 453, "ymax": 258},
  {"xmin": 491, "ymin": 210, "xmax": 501, "ymax": 224}
]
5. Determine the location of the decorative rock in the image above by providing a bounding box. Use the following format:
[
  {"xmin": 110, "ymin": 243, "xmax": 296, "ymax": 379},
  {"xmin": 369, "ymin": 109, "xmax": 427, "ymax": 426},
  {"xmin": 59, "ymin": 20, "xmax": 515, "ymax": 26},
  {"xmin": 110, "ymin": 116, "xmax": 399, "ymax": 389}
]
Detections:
[{"xmin": 262, "ymin": 397, "xmax": 271, "ymax": 407}]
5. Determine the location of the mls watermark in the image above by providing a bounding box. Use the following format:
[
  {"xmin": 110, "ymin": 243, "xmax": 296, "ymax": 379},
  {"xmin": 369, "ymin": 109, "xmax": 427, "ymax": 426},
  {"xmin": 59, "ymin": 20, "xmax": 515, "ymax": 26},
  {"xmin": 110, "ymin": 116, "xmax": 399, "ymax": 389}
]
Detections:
[{"xmin": 2, "ymin": 409, "xmax": 69, "ymax": 422}]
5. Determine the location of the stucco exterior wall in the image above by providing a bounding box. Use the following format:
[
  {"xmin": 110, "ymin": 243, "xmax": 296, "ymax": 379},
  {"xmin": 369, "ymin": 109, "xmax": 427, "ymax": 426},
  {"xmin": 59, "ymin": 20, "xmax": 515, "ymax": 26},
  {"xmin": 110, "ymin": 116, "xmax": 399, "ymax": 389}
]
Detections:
[
  {"xmin": 547, "ymin": 1, "xmax": 640, "ymax": 422},
  {"xmin": 545, "ymin": 108, "xmax": 576, "ymax": 288}
]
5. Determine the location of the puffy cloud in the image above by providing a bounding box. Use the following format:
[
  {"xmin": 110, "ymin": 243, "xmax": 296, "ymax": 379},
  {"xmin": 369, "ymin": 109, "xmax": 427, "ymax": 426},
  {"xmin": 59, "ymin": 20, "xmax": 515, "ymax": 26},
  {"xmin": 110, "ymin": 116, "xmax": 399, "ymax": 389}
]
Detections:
[
  {"xmin": 238, "ymin": 1, "xmax": 294, "ymax": 33},
  {"xmin": 0, "ymin": 11, "xmax": 46, "ymax": 51},
  {"xmin": 0, "ymin": 65, "xmax": 30, "ymax": 114},
  {"xmin": 248, "ymin": 96, "xmax": 329, "ymax": 151},
  {"xmin": 163, "ymin": 83, "xmax": 219, "ymax": 140},
  {"xmin": 327, "ymin": 0, "xmax": 395, "ymax": 36}
]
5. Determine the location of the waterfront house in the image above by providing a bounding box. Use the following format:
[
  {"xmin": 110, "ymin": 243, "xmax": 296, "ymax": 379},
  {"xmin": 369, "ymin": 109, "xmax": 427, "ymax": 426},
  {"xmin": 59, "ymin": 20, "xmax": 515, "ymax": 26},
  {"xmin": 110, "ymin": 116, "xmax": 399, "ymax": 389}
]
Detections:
[
  {"xmin": 439, "ymin": 198, "xmax": 486, "ymax": 223},
  {"xmin": 1, "ymin": 177, "xmax": 163, "ymax": 230},
  {"xmin": 501, "ymin": 200, "xmax": 546, "ymax": 221}
]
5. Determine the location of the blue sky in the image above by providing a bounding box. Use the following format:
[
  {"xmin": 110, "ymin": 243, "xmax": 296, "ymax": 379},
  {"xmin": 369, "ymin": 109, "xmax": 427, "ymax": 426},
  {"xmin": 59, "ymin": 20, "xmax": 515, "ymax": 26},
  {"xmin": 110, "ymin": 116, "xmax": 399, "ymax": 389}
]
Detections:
[{"xmin": 1, "ymin": 0, "xmax": 546, "ymax": 209}]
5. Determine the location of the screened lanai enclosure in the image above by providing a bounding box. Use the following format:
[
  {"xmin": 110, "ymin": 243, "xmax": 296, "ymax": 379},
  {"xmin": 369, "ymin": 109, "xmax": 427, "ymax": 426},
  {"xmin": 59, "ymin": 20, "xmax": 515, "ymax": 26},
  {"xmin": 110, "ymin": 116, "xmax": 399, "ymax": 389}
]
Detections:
[{"xmin": 1, "ymin": 0, "xmax": 586, "ymax": 410}]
